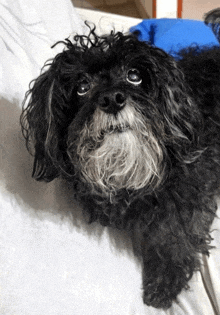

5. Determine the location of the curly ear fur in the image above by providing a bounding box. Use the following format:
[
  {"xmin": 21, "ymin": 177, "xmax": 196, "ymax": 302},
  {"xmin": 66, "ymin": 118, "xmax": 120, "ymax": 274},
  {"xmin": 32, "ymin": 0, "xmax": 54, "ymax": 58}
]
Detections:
[
  {"xmin": 21, "ymin": 27, "xmax": 100, "ymax": 181},
  {"xmin": 157, "ymin": 64, "xmax": 204, "ymax": 162},
  {"xmin": 21, "ymin": 54, "xmax": 78, "ymax": 181}
]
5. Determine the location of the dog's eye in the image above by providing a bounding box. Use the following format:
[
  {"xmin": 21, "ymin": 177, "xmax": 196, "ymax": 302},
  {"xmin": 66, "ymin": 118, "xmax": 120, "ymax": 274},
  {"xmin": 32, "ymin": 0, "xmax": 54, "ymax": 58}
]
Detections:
[
  {"xmin": 127, "ymin": 69, "xmax": 142, "ymax": 85},
  {"xmin": 77, "ymin": 80, "xmax": 91, "ymax": 96}
]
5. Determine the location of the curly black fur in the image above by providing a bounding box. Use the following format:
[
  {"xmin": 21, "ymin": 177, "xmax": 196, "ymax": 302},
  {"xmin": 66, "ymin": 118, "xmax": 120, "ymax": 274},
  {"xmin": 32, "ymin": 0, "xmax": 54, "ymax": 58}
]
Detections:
[{"xmin": 21, "ymin": 13, "xmax": 220, "ymax": 309}]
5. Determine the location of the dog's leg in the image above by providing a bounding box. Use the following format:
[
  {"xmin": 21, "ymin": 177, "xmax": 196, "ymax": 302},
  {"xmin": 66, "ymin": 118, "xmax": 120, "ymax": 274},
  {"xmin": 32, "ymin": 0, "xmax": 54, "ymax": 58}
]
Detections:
[
  {"xmin": 141, "ymin": 242, "xmax": 199, "ymax": 309},
  {"xmin": 132, "ymin": 191, "xmax": 216, "ymax": 309}
]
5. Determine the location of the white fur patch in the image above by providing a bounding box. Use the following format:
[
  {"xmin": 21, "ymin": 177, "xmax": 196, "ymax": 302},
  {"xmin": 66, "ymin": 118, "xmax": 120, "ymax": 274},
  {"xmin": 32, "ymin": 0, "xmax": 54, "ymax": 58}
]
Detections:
[{"xmin": 68, "ymin": 102, "xmax": 164, "ymax": 199}]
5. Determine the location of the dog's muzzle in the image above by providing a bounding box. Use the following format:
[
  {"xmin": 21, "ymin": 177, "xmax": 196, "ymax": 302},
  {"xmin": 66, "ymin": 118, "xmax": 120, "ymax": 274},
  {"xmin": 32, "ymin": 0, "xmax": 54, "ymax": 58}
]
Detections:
[{"xmin": 67, "ymin": 97, "xmax": 165, "ymax": 200}]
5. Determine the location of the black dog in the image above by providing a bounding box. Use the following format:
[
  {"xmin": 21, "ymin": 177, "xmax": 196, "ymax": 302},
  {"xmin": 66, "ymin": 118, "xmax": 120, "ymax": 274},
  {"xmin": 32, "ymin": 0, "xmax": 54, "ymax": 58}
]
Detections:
[{"xmin": 21, "ymin": 11, "xmax": 220, "ymax": 309}]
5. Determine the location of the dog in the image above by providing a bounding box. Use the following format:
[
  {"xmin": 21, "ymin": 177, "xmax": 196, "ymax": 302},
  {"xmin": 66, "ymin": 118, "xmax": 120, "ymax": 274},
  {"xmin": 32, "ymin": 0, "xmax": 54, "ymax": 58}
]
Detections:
[{"xmin": 21, "ymin": 10, "xmax": 220, "ymax": 309}]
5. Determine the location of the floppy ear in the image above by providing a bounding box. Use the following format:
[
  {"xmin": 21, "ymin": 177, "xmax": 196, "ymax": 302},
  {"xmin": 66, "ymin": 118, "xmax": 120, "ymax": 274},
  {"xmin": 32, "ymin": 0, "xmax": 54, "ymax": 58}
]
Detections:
[
  {"xmin": 21, "ymin": 50, "xmax": 79, "ymax": 182},
  {"xmin": 156, "ymin": 55, "xmax": 202, "ymax": 146},
  {"xmin": 142, "ymin": 48, "xmax": 204, "ymax": 162}
]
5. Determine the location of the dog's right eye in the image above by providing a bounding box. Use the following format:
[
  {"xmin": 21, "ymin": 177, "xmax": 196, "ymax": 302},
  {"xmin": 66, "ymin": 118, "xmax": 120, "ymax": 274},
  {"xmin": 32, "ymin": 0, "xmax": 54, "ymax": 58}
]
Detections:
[
  {"xmin": 77, "ymin": 80, "xmax": 91, "ymax": 96},
  {"xmin": 126, "ymin": 69, "xmax": 142, "ymax": 85}
]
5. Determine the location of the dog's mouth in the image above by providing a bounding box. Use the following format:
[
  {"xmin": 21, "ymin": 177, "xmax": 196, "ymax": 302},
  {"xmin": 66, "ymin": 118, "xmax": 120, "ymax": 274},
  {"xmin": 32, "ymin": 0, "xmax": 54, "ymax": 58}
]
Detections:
[
  {"xmin": 101, "ymin": 123, "xmax": 131, "ymax": 137},
  {"xmin": 89, "ymin": 104, "xmax": 137, "ymax": 141},
  {"xmin": 108, "ymin": 124, "xmax": 131, "ymax": 133}
]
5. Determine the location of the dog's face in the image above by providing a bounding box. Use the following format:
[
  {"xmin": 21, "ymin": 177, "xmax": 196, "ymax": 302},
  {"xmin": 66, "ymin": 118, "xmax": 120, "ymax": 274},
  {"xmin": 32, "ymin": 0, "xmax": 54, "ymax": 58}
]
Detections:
[{"xmin": 21, "ymin": 29, "xmax": 201, "ymax": 202}]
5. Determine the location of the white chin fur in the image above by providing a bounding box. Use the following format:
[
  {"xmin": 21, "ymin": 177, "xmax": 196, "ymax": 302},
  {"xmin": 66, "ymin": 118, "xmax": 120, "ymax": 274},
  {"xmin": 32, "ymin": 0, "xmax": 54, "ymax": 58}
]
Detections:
[{"xmin": 68, "ymin": 103, "xmax": 164, "ymax": 199}]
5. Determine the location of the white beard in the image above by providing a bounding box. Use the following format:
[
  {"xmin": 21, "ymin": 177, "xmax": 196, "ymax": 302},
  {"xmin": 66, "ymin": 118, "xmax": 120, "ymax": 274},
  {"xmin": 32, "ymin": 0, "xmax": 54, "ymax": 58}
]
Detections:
[{"xmin": 68, "ymin": 102, "xmax": 164, "ymax": 200}]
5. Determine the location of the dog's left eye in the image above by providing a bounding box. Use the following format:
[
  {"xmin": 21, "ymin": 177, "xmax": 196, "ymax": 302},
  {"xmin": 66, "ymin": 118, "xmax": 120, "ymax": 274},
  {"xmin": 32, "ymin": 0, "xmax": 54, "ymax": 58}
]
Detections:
[
  {"xmin": 126, "ymin": 69, "xmax": 142, "ymax": 85},
  {"xmin": 77, "ymin": 80, "xmax": 91, "ymax": 96}
]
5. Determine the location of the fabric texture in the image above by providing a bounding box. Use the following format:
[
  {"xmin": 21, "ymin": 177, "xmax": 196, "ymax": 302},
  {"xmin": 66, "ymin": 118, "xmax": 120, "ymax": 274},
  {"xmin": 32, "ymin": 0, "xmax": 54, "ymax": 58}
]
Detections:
[{"xmin": 130, "ymin": 19, "xmax": 219, "ymax": 59}]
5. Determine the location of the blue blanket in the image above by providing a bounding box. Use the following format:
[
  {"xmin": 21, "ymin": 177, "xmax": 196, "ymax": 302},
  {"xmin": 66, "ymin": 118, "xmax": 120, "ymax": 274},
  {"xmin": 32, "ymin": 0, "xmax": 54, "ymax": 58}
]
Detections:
[{"xmin": 130, "ymin": 19, "xmax": 219, "ymax": 59}]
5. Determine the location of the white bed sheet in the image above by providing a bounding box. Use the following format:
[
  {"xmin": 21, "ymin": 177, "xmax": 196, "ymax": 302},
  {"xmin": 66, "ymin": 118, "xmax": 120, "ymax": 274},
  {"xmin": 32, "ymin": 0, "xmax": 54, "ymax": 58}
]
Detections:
[{"xmin": 0, "ymin": 1, "xmax": 220, "ymax": 314}]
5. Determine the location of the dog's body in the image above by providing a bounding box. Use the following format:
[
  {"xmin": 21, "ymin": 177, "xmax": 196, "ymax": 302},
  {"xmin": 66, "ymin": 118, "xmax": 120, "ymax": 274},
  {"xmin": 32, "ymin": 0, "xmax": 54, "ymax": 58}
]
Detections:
[{"xmin": 21, "ymin": 12, "xmax": 220, "ymax": 309}]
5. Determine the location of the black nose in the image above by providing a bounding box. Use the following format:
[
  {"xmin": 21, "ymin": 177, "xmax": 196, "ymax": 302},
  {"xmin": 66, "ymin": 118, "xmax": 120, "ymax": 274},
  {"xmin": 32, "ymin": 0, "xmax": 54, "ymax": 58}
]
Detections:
[{"xmin": 98, "ymin": 91, "xmax": 126, "ymax": 114}]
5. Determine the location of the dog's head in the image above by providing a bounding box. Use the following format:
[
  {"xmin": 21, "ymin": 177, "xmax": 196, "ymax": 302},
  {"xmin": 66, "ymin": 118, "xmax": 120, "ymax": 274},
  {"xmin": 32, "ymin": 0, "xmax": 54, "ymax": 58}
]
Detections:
[{"xmin": 21, "ymin": 27, "xmax": 202, "ymax": 202}]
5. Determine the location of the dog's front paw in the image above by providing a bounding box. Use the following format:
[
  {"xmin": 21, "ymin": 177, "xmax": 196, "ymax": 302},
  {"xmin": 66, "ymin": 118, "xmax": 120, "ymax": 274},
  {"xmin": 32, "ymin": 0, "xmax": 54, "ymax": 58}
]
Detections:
[
  {"xmin": 143, "ymin": 262, "xmax": 191, "ymax": 309},
  {"xmin": 143, "ymin": 279, "xmax": 174, "ymax": 309}
]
